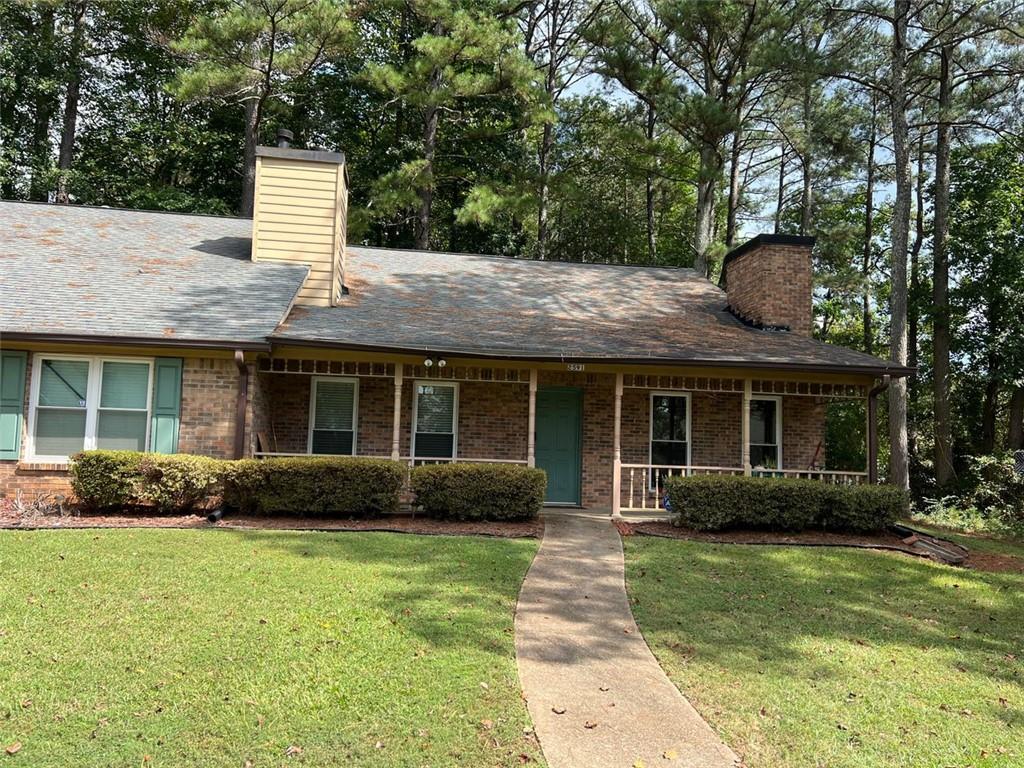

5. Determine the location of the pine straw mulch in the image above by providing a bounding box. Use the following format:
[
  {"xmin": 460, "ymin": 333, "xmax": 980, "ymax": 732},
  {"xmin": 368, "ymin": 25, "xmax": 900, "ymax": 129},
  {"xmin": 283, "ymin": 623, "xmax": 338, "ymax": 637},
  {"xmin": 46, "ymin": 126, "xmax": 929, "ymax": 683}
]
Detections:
[
  {"xmin": 616, "ymin": 520, "xmax": 1024, "ymax": 574},
  {"xmin": 0, "ymin": 508, "xmax": 543, "ymax": 539}
]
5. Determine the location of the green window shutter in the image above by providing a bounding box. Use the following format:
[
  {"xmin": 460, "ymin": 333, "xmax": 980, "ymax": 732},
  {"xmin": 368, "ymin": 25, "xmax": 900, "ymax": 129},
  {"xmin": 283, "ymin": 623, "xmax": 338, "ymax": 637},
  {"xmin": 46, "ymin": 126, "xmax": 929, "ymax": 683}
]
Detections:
[
  {"xmin": 0, "ymin": 351, "xmax": 27, "ymax": 460},
  {"xmin": 149, "ymin": 358, "xmax": 182, "ymax": 454}
]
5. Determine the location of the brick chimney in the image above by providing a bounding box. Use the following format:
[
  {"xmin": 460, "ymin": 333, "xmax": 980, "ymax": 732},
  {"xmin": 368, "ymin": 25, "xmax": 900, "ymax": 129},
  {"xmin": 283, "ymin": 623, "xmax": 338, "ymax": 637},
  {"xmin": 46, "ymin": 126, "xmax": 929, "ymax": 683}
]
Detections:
[
  {"xmin": 251, "ymin": 132, "xmax": 348, "ymax": 307},
  {"xmin": 721, "ymin": 234, "xmax": 814, "ymax": 336}
]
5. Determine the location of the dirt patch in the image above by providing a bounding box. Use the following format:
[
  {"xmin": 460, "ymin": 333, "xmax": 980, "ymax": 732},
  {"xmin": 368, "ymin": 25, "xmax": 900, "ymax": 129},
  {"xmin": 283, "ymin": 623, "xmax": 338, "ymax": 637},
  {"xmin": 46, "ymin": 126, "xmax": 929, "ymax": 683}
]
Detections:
[
  {"xmin": 0, "ymin": 510, "xmax": 543, "ymax": 539},
  {"xmin": 622, "ymin": 521, "xmax": 1024, "ymax": 573}
]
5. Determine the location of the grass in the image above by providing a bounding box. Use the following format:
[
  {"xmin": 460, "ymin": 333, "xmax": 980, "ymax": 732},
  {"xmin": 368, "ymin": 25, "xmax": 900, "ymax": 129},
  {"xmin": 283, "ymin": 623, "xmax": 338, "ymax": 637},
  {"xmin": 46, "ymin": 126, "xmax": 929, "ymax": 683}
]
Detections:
[
  {"xmin": 0, "ymin": 529, "xmax": 544, "ymax": 767},
  {"xmin": 625, "ymin": 537, "xmax": 1024, "ymax": 768}
]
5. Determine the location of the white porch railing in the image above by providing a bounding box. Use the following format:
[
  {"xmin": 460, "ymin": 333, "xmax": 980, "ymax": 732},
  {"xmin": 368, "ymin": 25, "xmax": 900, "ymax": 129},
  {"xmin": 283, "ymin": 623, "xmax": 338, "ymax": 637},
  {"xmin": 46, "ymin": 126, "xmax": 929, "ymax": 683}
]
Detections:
[{"xmin": 619, "ymin": 463, "xmax": 869, "ymax": 513}]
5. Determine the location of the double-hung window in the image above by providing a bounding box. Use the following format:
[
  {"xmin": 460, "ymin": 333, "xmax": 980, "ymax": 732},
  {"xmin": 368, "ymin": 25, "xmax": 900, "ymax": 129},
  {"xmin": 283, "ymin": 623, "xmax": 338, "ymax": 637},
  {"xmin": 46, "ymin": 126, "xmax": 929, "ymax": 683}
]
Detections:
[
  {"xmin": 29, "ymin": 356, "xmax": 153, "ymax": 461},
  {"xmin": 650, "ymin": 393, "xmax": 690, "ymax": 484},
  {"xmin": 412, "ymin": 382, "xmax": 458, "ymax": 460},
  {"xmin": 749, "ymin": 395, "xmax": 782, "ymax": 470},
  {"xmin": 308, "ymin": 377, "xmax": 358, "ymax": 455}
]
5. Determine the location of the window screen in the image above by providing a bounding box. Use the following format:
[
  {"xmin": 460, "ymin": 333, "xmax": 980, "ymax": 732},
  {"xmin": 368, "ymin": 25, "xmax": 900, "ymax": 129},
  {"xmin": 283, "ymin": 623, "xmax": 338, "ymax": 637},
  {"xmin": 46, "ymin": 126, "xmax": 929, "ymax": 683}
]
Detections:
[
  {"xmin": 310, "ymin": 379, "xmax": 356, "ymax": 455},
  {"xmin": 35, "ymin": 359, "xmax": 89, "ymax": 456},
  {"xmin": 750, "ymin": 398, "xmax": 780, "ymax": 469},
  {"xmin": 97, "ymin": 362, "xmax": 150, "ymax": 451},
  {"xmin": 415, "ymin": 384, "xmax": 456, "ymax": 458}
]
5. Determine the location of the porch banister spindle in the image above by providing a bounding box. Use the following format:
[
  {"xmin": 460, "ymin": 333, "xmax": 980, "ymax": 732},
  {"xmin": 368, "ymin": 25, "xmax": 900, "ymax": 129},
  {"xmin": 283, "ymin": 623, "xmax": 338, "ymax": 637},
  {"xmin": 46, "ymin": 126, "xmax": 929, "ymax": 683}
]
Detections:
[
  {"xmin": 612, "ymin": 372, "xmax": 623, "ymax": 518},
  {"xmin": 527, "ymin": 369, "xmax": 537, "ymax": 468},
  {"xmin": 742, "ymin": 378, "xmax": 752, "ymax": 476},
  {"xmin": 391, "ymin": 363, "xmax": 403, "ymax": 462}
]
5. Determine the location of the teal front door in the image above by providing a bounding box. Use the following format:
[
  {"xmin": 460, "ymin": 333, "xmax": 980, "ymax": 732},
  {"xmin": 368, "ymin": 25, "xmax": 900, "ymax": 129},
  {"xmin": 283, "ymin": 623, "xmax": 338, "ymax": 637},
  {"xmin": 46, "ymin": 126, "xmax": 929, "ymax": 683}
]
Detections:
[{"xmin": 535, "ymin": 387, "xmax": 582, "ymax": 505}]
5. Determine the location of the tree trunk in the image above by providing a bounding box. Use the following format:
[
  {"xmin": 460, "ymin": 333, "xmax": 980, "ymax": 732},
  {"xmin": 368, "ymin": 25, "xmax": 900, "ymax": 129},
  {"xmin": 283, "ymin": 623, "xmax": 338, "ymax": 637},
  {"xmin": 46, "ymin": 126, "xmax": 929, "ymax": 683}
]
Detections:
[
  {"xmin": 726, "ymin": 127, "xmax": 742, "ymax": 248},
  {"xmin": 981, "ymin": 377, "xmax": 999, "ymax": 455},
  {"xmin": 415, "ymin": 65, "xmax": 441, "ymax": 250},
  {"xmin": 693, "ymin": 143, "xmax": 719, "ymax": 277},
  {"xmin": 932, "ymin": 43, "xmax": 954, "ymax": 487},
  {"xmin": 908, "ymin": 134, "xmax": 925, "ymax": 465},
  {"xmin": 774, "ymin": 144, "xmax": 786, "ymax": 234},
  {"xmin": 887, "ymin": 0, "xmax": 911, "ymax": 491},
  {"xmin": 646, "ymin": 99, "xmax": 657, "ymax": 260},
  {"xmin": 862, "ymin": 95, "xmax": 876, "ymax": 355},
  {"xmin": 1009, "ymin": 386, "xmax": 1024, "ymax": 450},
  {"xmin": 55, "ymin": 1, "xmax": 86, "ymax": 205},
  {"xmin": 799, "ymin": 84, "xmax": 813, "ymax": 236},
  {"xmin": 240, "ymin": 96, "xmax": 261, "ymax": 217},
  {"xmin": 29, "ymin": 6, "xmax": 56, "ymax": 201},
  {"xmin": 537, "ymin": 120, "xmax": 553, "ymax": 259}
]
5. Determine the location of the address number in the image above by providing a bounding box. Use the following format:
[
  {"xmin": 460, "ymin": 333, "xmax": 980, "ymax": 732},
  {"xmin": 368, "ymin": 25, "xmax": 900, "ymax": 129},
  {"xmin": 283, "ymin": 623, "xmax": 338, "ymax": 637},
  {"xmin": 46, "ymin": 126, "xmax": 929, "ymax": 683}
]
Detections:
[{"xmin": 567, "ymin": 363, "xmax": 585, "ymax": 372}]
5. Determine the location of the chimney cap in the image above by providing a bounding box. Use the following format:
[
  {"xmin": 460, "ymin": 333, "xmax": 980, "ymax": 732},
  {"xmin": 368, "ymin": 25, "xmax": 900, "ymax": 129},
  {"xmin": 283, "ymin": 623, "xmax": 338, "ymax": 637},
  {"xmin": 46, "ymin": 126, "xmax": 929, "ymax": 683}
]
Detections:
[
  {"xmin": 276, "ymin": 127, "xmax": 294, "ymax": 148},
  {"xmin": 722, "ymin": 233, "xmax": 815, "ymax": 270}
]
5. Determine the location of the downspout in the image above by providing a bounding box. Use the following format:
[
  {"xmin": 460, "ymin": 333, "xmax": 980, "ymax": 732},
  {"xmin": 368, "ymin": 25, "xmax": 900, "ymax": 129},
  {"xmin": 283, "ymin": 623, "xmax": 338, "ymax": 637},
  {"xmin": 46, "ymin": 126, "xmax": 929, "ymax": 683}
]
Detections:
[
  {"xmin": 234, "ymin": 350, "xmax": 249, "ymax": 460},
  {"xmin": 867, "ymin": 375, "xmax": 890, "ymax": 484}
]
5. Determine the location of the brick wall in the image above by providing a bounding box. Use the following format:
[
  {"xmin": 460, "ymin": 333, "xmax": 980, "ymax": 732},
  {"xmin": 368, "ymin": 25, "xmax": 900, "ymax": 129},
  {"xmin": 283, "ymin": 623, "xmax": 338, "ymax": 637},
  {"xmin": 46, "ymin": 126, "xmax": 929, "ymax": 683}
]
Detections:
[
  {"xmin": 783, "ymin": 396, "xmax": 827, "ymax": 470},
  {"xmin": 178, "ymin": 358, "xmax": 240, "ymax": 459},
  {"xmin": 725, "ymin": 241, "xmax": 812, "ymax": 335}
]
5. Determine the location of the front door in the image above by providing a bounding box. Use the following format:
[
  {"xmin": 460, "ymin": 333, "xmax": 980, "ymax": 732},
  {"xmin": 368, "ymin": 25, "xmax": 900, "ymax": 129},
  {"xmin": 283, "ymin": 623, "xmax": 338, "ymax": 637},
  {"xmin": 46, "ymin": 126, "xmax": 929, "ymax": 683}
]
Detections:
[{"xmin": 535, "ymin": 387, "xmax": 582, "ymax": 505}]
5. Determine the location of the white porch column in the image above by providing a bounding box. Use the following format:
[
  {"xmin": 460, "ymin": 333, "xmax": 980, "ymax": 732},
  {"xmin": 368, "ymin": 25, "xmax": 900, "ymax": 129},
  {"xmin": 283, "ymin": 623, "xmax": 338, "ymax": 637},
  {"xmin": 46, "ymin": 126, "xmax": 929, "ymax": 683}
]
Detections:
[
  {"xmin": 391, "ymin": 363, "xmax": 404, "ymax": 461},
  {"xmin": 612, "ymin": 372, "xmax": 623, "ymax": 518},
  {"xmin": 527, "ymin": 369, "xmax": 538, "ymax": 467},
  {"xmin": 742, "ymin": 378, "xmax": 752, "ymax": 476}
]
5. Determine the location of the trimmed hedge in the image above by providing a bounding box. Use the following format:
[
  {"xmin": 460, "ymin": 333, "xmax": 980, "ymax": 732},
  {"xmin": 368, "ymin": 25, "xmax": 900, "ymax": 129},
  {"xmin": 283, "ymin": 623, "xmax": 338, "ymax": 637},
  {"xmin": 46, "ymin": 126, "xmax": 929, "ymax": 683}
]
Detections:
[
  {"xmin": 69, "ymin": 450, "xmax": 143, "ymax": 510},
  {"xmin": 665, "ymin": 475, "xmax": 907, "ymax": 533},
  {"xmin": 71, "ymin": 451, "xmax": 406, "ymax": 517},
  {"xmin": 221, "ymin": 456, "xmax": 404, "ymax": 517},
  {"xmin": 410, "ymin": 463, "xmax": 546, "ymax": 521}
]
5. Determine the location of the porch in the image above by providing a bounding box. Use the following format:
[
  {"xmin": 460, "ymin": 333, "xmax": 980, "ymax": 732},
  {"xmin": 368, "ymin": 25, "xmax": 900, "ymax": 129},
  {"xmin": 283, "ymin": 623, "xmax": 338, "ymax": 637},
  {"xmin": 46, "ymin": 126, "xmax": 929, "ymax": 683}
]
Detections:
[{"xmin": 250, "ymin": 355, "xmax": 876, "ymax": 515}]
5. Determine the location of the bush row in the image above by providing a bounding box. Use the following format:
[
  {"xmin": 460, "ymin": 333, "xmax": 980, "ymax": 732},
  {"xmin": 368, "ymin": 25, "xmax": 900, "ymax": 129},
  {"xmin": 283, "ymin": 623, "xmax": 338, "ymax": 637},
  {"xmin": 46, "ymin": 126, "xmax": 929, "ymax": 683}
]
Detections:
[
  {"xmin": 69, "ymin": 451, "xmax": 546, "ymax": 520},
  {"xmin": 665, "ymin": 475, "xmax": 908, "ymax": 533}
]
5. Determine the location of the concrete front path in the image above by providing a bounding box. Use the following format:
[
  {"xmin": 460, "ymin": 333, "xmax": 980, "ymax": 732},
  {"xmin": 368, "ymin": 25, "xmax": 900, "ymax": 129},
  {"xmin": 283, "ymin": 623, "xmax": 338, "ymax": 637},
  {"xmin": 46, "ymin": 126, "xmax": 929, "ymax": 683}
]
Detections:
[{"xmin": 516, "ymin": 514, "xmax": 739, "ymax": 768}]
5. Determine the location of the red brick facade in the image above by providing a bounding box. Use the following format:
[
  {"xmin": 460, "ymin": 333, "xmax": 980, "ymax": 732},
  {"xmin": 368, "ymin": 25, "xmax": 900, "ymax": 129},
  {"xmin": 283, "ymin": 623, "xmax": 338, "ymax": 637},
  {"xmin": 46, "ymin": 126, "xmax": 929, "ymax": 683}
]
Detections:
[
  {"xmin": 2, "ymin": 350, "xmax": 830, "ymax": 511},
  {"xmin": 725, "ymin": 240, "xmax": 813, "ymax": 335}
]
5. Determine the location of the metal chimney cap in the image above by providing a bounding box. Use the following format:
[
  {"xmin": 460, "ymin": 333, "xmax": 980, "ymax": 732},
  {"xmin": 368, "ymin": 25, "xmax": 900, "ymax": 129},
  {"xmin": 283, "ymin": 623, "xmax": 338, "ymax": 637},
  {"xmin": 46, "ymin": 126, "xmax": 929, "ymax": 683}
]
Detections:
[{"xmin": 276, "ymin": 128, "xmax": 294, "ymax": 148}]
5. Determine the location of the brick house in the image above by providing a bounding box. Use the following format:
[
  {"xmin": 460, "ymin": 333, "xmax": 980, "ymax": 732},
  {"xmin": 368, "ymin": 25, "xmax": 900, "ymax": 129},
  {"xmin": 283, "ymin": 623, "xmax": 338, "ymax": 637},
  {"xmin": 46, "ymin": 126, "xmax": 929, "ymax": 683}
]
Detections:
[{"xmin": 0, "ymin": 143, "xmax": 910, "ymax": 514}]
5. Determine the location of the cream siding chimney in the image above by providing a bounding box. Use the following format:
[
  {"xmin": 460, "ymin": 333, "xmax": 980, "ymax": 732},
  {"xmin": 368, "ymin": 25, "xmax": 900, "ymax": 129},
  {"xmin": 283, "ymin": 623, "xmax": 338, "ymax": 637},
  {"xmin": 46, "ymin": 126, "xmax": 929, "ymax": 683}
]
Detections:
[{"xmin": 252, "ymin": 145, "xmax": 348, "ymax": 307}]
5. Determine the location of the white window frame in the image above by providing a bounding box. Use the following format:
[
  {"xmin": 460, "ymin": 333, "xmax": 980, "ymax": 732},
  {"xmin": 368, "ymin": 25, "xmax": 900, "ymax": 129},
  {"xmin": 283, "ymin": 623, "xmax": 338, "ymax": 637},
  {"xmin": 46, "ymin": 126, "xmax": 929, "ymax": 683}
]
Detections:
[
  {"xmin": 649, "ymin": 391, "xmax": 691, "ymax": 486},
  {"xmin": 411, "ymin": 380, "xmax": 459, "ymax": 461},
  {"xmin": 26, "ymin": 354, "xmax": 154, "ymax": 463},
  {"xmin": 749, "ymin": 394, "xmax": 783, "ymax": 470},
  {"xmin": 307, "ymin": 376, "xmax": 359, "ymax": 456}
]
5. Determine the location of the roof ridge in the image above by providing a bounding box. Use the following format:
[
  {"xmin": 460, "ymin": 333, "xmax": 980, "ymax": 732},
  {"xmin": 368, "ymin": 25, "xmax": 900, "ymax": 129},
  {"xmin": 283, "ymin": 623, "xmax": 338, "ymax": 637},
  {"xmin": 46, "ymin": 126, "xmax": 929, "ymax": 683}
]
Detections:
[{"xmin": 0, "ymin": 199, "xmax": 249, "ymax": 222}]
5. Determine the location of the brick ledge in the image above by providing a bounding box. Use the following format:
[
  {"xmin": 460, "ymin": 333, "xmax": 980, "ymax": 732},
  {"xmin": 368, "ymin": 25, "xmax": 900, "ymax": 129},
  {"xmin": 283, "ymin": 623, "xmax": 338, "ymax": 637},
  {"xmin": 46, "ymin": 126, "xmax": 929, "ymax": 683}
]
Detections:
[{"xmin": 16, "ymin": 462, "xmax": 70, "ymax": 472}]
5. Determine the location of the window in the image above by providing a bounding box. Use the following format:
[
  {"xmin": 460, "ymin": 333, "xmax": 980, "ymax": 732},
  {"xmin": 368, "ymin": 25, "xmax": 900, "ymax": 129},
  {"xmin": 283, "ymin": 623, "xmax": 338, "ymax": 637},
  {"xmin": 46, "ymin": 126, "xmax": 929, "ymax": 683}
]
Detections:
[
  {"xmin": 412, "ymin": 382, "xmax": 458, "ymax": 459},
  {"xmin": 749, "ymin": 396, "xmax": 782, "ymax": 469},
  {"xmin": 29, "ymin": 356, "xmax": 153, "ymax": 461},
  {"xmin": 650, "ymin": 393, "xmax": 689, "ymax": 485},
  {"xmin": 308, "ymin": 377, "xmax": 358, "ymax": 455}
]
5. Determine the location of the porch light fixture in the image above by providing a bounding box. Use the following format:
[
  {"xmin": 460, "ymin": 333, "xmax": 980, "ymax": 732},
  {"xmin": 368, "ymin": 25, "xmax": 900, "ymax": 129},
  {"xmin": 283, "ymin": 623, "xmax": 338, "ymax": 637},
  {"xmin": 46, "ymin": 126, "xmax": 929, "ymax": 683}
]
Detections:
[
  {"xmin": 424, "ymin": 358, "xmax": 433, "ymax": 367},
  {"xmin": 423, "ymin": 357, "xmax": 447, "ymax": 368},
  {"xmin": 437, "ymin": 359, "xmax": 447, "ymax": 368}
]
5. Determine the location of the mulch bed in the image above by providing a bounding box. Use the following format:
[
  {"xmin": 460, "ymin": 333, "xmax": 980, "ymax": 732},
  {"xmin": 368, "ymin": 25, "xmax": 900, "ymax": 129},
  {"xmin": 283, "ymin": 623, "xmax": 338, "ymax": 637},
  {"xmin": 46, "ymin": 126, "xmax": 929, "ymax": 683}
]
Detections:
[
  {"xmin": 0, "ymin": 510, "xmax": 543, "ymax": 539},
  {"xmin": 618, "ymin": 520, "xmax": 1022, "ymax": 574}
]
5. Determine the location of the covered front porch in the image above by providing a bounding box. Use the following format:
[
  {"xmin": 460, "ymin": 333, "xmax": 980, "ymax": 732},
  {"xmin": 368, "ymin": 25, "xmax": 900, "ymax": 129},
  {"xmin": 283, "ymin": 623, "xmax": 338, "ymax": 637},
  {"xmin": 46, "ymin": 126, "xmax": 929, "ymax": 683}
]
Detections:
[{"xmin": 249, "ymin": 351, "xmax": 879, "ymax": 515}]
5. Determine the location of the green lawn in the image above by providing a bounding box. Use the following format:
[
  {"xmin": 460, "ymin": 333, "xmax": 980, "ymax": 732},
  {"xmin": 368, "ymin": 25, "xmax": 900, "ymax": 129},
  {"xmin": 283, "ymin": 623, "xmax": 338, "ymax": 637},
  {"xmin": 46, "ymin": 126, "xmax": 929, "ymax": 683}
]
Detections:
[
  {"xmin": 0, "ymin": 529, "xmax": 543, "ymax": 767},
  {"xmin": 625, "ymin": 538, "xmax": 1024, "ymax": 768}
]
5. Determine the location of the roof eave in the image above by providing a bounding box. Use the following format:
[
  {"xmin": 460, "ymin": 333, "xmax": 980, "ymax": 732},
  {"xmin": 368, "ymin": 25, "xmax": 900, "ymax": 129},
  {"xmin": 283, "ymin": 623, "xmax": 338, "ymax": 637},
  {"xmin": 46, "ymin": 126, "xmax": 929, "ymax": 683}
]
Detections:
[
  {"xmin": 0, "ymin": 330, "xmax": 271, "ymax": 352},
  {"xmin": 269, "ymin": 336, "xmax": 913, "ymax": 378}
]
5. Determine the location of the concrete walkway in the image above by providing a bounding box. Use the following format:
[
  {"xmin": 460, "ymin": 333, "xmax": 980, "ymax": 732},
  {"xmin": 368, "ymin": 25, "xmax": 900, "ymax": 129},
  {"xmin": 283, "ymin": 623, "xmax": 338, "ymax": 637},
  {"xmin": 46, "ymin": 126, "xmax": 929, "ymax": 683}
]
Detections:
[{"xmin": 515, "ymin": 514, "xmax": 739, "ymax": 768}]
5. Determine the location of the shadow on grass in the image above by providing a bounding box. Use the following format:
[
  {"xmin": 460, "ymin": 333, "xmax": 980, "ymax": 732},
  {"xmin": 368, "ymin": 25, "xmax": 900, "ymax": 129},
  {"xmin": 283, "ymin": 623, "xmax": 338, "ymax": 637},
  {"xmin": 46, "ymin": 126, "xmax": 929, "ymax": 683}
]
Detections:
[
  {"xmin": 226, "ymin": 527, "xmax": 537, "ymax": 657},
  {"xmin": 627, "ymin": 540, "xmax": 1024, "ymax": 693}
]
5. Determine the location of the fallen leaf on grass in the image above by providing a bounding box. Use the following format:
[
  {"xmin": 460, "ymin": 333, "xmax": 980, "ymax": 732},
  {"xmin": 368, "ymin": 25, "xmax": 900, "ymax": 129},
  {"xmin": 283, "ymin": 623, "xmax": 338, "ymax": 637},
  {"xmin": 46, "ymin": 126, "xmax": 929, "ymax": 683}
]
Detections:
[
  {"xmin": 284, "ymin": 745, "xmax": 303, "ymax": 757},
  {"xmin": 551, "ymin": 706, "xmax": 566, "ymax": 715},
  {"xmin": 663, "ymin": 748, "xmax": 679, "ymax": 759},
  {"xmin": 584, "ymin": 720, "xmax": 598, "ymax": 729},
  {"xmin": 480, "ymin": 719, "xmax": 494, "ymax": 730},
  {"xmin": 374, "ymin": 741, "xmax": 384, "ymax": 750},
  {"xmin": 479, "ymin": 682, "xmax": 489, "ymax": 690},
  {"xmin": 5, "ymin": 743, "xmax": 22, "ymax": 755}
]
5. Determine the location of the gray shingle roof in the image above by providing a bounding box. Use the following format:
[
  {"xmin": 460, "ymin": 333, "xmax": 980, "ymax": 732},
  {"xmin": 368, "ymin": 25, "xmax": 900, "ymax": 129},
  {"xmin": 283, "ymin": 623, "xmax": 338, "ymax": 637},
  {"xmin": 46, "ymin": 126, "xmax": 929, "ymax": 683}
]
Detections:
[
  {"xmin": 277, "ymin": 246, "xmax": 907, "ymax": 374},
  {"xmin": 0, "ymin": 201, "xmax": 307, "ymax": 346},
  {"xmin": 0, "ymin": 202, "xmax": 906, "ymax": 374}
]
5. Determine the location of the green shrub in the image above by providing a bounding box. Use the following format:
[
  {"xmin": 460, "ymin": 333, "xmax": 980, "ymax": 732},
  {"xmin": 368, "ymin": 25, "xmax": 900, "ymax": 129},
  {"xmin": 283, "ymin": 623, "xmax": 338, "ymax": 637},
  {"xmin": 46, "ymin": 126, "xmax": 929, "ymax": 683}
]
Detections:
[
  {"xmin": 70, "ymin": 450, "xmax": 144, "ymax": 510},
  {"xmin": 222, "ymin": 457, "xmax": 404, "ymax": 516},
  {"xmin": 665, "ymin": 475, "xmax": 907, "ymax": 533},
  {"xmin": 138, "ymin": 454, "xmax": 223, "ymax": 513},
  {"xmin": 410, "ymin": 463, "xmax": 546, "ymax": 521}
]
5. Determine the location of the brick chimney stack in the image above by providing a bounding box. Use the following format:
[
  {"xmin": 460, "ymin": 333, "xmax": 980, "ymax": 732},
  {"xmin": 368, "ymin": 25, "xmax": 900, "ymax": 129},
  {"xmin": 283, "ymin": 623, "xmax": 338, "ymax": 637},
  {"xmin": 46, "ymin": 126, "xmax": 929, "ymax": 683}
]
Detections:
[{"xmin": 721, "ymin": 234, "xmax": 814, "ymax": 336}]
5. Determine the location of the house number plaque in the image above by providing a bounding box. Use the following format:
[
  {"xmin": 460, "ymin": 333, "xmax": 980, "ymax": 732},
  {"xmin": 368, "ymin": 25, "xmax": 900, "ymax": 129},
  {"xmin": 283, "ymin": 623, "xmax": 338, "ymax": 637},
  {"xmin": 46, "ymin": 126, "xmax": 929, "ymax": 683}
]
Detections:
[{"xmin": 566, "ymin": 363, "xmax": 585, "ymax": 372}]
